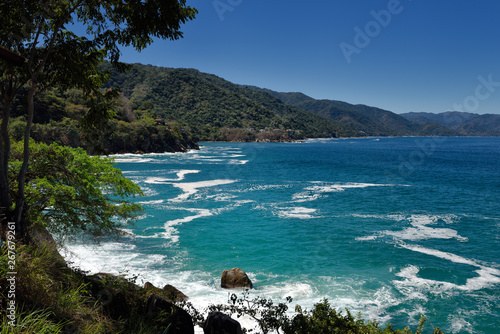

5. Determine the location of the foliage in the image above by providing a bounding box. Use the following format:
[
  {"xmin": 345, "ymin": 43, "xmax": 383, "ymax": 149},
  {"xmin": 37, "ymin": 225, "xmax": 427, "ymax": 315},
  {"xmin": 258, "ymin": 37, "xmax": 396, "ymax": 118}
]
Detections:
[
  {"xmin": 101, "ymin": 62, "xmax": 358, "ymax": 140},
  {"xmin": 9, "ymin": 140, "xmax": 144, "ymax": 240},
  {"xmin": 9, "ymin": 87, "xmax": 198, "ymax": 154},
  {"xmin": 267, "ymin": 91, "xmax": 459, "ymax": 137},
  {"xmin": 0, "ymin": 0, "xmax": 197, "ymax": 241},
  {"xmin": 208, "ymin": 292, "xmax": 444, "ymax": 334},
  {"xmin": 1, "ymin": 309, "xmax": 66, "ymax": 334},
  {"xmin": 0, "ymin": 244, "xmax": 191, "ymax": 333}
]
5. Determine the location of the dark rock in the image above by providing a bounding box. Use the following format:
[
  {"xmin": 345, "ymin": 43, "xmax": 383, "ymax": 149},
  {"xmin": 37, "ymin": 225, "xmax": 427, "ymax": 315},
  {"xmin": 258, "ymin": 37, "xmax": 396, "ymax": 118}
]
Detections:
[
  {"xmin": 221, "ymin": 268, "xmax": 253, "ymax": 289},
  {"xmin": 147, "ymin": 294, "xmax": 194, "ymax": 334},
  {"xmin": 144, "ymin": 282, "xmax": 189, "ymax": 302},
  {"xmin": 203, "ymin": 312, "xmax": 243, "ymax": 334},
  {"xmin": 85, "ymin": 273, "xmax": 141, "ymax": 319},
  {"xmin": 144, "ymin": 281, "xmax": 156, "ymax": 290},
  {"xmin": 163, "ymin": 284, "xmax": 189, "ymax": 302}
]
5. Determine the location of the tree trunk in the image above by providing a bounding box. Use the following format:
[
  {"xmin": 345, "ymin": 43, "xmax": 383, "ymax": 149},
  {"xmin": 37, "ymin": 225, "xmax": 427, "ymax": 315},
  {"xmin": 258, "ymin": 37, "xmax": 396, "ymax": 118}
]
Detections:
[{"xmin": 14, "ymin": 82, "xmax": 36, "ymax": 240}]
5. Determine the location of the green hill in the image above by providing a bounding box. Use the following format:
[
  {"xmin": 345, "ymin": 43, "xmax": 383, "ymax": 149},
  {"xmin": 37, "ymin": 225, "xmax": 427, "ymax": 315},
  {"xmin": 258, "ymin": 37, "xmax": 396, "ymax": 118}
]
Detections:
[
  {"xmin": 263, "ymin": 90, "xmax": 457, "ymax": 137},
  {"xmin": 102, "ymin": 63, "xmax": 358, "ymax": 141},
  {"xmin": 9, "ymin": 86, "xmax": 199, "ymax": 155},
  {"xmin": 14, "ymin": 61, "xmax": 495, "ymax": 155},
  {"xmin": 401, "ymin": 111, "xmax": 500, "ymax": 136}
]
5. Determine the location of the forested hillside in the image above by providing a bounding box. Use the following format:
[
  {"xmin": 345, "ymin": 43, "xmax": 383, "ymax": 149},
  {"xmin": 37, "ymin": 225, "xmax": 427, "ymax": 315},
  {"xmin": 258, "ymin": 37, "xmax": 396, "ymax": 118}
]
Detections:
[
  {"xmin": 11, "ymin": 62, "xmax": 497, "ymax": 155},
  {"xmin": 9, "ymin": 87, "xmax": 198, "ymax": 154},
  {"xmin": 264, "ymin": 90, "xmax": 457, "ymax": 137},
  {"xmin": 102, "ymin": 63, "xmax": 358, "ymax": 141},
  {"xmin": 401, "ymin": 111, "xmax": 500, "ymax": 136}
]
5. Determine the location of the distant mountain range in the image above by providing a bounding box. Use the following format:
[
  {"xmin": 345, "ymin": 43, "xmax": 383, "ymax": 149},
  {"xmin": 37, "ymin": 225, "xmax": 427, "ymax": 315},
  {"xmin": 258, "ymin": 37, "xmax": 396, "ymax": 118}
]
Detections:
[
  {"xmin": 258, "ymin": 89, "xmax": 457, "ymax": 137},
  {"xmin": 259, "ymin": 90, "xmax": 500, "ymax": 137},
  {"xmin": 399, "ymin": 111, "xmax": 500, "ymax": 136},
  {"xmin": 14, "ymin": 62, "xmax": 499, "ymax": 153},
  {"xmin": 103, "ymin": 62, "xmax": 500, "ymax": 140}
]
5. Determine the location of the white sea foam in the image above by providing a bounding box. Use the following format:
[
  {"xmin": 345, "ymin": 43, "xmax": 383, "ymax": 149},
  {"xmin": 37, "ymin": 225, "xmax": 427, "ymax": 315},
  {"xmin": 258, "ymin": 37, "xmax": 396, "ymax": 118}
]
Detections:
[
  {"xmin": 228, "ymin": 159, "xmax": 249, "ymax": 165},
  {"xmin": 291, "ymin": 182, "xmax": 406, "ymax": 204},
  {"xmin": 143, "ymin": 170, "xmax": 201, "ymax": 184},
  {"xmin": 291, "ymin": 192, "xmax": 323, "ymax": 203},
  {"xmin": 168, "ymin": 169, "xmax": 201, "ymax": 181},
  {"xmin": 305, "ymin": 182, "xmax": 402, "ymax": 193},
  {"xmin": 356, "ymin": 214, "xmax": 468, "ymax": 242},
  {"xmin": 205, "ymin": 193, "xmax": 238, "ymax": 202},
  {"xmin": 277, "ymin": 207, "xmax": 318, "ymax": 219},
  {"xmin": 234, "ymin": 183, "xmax": 294, "ymax": 193},
  {"xmin": 395, "ymin": 244, "xmax": 500, "ymax": 293},
  {"xmin": 113, "ymin": 157, "xmax": 155, "ymax": 163},
  {"xmin": 351, "ymin": 213, "xmax": 407, "ymax": 221},
  {"xmin": 356, "ymin": 235, "xmax": 379, "ymax": 241},
  {"xmin": 161, "ymin": 208, "xmax": 213, "ymax": 243},
  {"xmin": 62, "ymin": 240, "xmax": 403, "ymax": 334},
  {"xmin": 61, "ymin": 242, "xmax": 140, "ymax": 274},
  {"xmin": 448, "ymin": 314, "xmax": 474, "ymax": 333},
  {"xmin": 170, "ymin": 179, "xmax": 237, "ymax": 202},
  {"xmin": 111, "ymin": 151, "xmax": 188, "ymax": 163},
  {"xmin": 138, "ymin": 199, "xmax": 164, "ymax": 205}
]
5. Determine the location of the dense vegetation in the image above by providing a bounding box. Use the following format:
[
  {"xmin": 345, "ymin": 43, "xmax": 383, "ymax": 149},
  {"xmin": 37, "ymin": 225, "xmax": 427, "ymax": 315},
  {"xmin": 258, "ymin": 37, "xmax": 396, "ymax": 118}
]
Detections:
[
  {"xmin": 8, "ymin": 87, "xmax": 198, "ymax": 154},
  {"xmin": 102, "ymin": 62, "xmax": 359, "ymax": 141},
  {"xmin": 401, "ymin": 111, "xmax": 500, "ymax": 136},
  {"xmin": 263, "ymin": 90, "xmax": 457, "ymax": 137}
]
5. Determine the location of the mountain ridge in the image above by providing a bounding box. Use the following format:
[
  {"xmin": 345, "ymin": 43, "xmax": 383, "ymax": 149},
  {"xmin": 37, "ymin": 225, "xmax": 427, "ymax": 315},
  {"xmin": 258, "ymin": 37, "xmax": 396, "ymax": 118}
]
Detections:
[
  {"xmin": 400, "ymin": 111, "xmax": 500, "ymax": 136},
  {"xmin": 103, "ymin": 62, "xmax": 500, "ymax": 138},
  {"xmin": 257, "ymin": 89, "xmax": 458, "ymax": 137}
]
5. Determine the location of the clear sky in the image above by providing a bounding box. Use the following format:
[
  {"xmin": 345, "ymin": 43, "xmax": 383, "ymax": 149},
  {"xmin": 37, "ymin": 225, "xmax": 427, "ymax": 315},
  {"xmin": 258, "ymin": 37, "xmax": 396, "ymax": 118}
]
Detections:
[{"xmin": 117, "ymin": 0, "xmax": 500, "ymax": 115}]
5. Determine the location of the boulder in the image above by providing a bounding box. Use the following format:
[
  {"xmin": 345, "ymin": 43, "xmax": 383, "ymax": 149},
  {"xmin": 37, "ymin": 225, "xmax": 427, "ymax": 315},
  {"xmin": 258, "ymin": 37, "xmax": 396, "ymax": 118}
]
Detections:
[
  {"xmin": 163, "ymin": 284, "xmax": 189, "ymax": 302},
  {"xmin": 144, "ymin": 282, "xmax": 189, "ymax": 302},
  {"xmin": 203, "ymin": 312, "xmax": 243, "ymax": 334},
  {"xmin": 221, "ymin": 268, "xmax": 253, "ymax": 289},
  {"xmin": 146, "ymin": 294, "xmax": 194, "ymax": 334},
  {"xmin": 84, "ymin": 273, "xmax": 141, "ymax": 319}
]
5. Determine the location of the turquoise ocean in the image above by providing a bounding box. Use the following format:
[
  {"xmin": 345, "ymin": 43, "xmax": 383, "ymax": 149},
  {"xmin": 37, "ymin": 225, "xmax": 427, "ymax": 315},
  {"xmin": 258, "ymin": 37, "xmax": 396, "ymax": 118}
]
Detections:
[{"xmin": 64, "ymin": 137, "xmax": 500, "ymax": 333}]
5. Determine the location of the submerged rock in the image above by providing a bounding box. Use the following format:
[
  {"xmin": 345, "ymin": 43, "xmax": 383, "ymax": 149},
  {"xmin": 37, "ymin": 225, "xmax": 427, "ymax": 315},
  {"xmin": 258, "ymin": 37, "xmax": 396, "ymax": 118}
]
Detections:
[
  {"xmin": 203, "ymin": 312, "xmax": 243, "ymax": 334},
  {"xmin": 221, "ymin": 268, "xmax": 253, "ymax": 289}
]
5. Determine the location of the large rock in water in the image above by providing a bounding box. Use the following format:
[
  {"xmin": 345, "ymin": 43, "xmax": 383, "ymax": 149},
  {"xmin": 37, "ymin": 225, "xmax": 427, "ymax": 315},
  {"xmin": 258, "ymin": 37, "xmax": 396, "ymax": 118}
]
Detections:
[
  {"xmin": 203, "ymin": 312, "xmax": 243, "ymax": 334},
  {"xmin": 221, "ymin": 268, "xmax": 253, "ymax": 289}
]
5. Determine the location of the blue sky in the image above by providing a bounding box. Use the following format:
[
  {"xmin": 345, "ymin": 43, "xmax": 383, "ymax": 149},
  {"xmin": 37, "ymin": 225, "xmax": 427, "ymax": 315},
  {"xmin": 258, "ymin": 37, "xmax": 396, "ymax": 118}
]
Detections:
[{"xmin": 117, "ymin": 0, "xmax": 500, "ymax": 115}]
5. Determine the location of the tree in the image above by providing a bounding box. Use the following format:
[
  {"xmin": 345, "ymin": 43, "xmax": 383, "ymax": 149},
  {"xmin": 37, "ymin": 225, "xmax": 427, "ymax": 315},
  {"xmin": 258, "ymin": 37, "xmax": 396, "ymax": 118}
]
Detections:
[
  {"xmin": 0, "ymin": 0, "xmax": 197, "ymax": 240},
  {"xmin": 9, "ymin": 140, "xmax": 143, "ymax": 241}
]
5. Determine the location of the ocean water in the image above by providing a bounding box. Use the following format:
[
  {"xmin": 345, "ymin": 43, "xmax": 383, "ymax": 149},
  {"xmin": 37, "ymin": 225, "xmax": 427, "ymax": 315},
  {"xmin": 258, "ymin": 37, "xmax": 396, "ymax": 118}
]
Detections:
[{"xmin": 63, "ymin": 137, "xmax": 500, "ymax": 333}]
